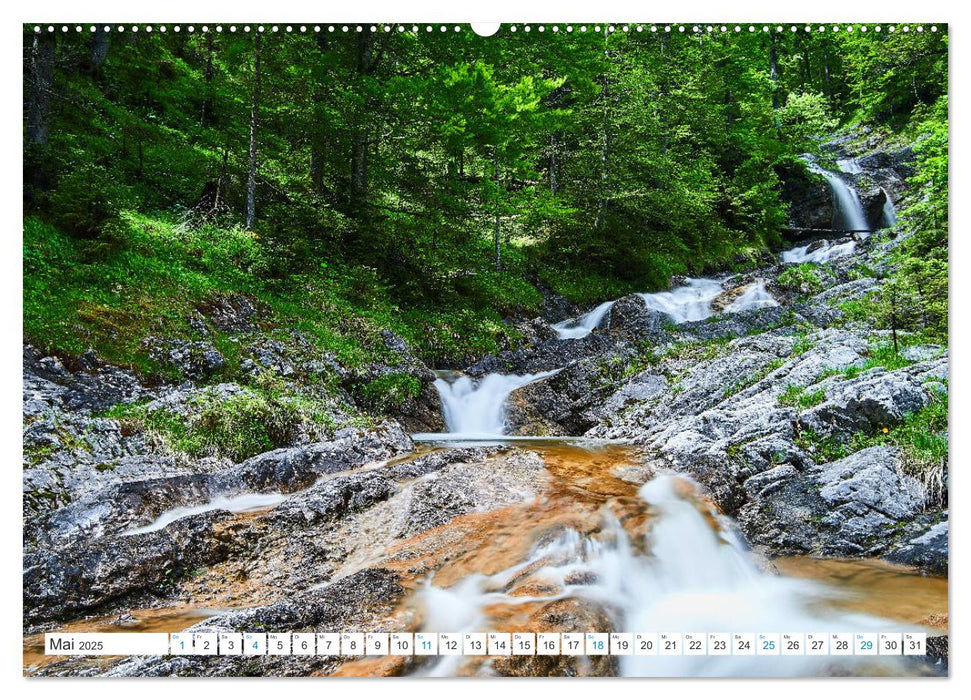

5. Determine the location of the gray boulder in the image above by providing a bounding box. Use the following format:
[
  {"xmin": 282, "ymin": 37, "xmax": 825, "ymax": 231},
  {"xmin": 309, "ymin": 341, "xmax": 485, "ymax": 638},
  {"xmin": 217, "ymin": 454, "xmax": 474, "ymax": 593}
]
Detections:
[{"xmin": 798, "ymin": 371, "xmax": 932, "ymax": 440}]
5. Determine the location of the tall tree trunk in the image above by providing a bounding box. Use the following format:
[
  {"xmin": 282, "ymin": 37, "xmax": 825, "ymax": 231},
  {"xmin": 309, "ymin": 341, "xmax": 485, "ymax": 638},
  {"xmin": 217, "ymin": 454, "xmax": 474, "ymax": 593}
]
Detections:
[
  {"xmin": 91, "ymin": 25, "xmax": 110, "ymax": 70},
  {"xmin": 309, "ymin": 33, "xmax": 329, "ymax": 194},
  {"xmin": 214, "ymin": 147, "xmax": 229, "ymax": 212},
  {"xmin": 350, "ymin": 132, "xmax": 368, "ymax": 213},
  {"xmin": 26, "ymin": 32, "xmax": 55, "ymax": 148},
  {"xmin": 245, "ymin": 33, "xmax": 262, "ymax": 230},
  {"xmin": 25, "ymin": 31, "xmax": 56, "ymax": 198},
  {"xmin": 349, "ymin": 30, "xmax": 376, "ymax": 214},
  {"xmin": 549, "ymin": 132, "xmax": 560, "ymax": 194},
  {"xmin": 822, "ymin": 39, "xmax": 833, "ymax": 101},
  {"xmin": 594, "ymin": 72, "xmax": 610, "ymax": 230}
]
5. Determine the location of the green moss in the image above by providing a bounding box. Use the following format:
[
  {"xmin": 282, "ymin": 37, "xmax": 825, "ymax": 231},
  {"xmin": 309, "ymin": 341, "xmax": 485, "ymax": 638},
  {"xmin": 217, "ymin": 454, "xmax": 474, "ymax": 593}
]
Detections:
[
  {"xmin": 355, "ymin": 373, "xmax": 423, "ymax": 413},
  {"xmin": 104, "ymin": 383, "xmax": 355, "ymax": 462}
]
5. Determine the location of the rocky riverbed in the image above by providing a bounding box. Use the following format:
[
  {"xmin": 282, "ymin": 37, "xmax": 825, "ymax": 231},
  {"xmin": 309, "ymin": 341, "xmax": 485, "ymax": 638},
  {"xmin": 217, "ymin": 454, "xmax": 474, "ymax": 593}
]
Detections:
[{"xmin": 23, "ymin": 138, "xmax": 948, "ymax": 677}]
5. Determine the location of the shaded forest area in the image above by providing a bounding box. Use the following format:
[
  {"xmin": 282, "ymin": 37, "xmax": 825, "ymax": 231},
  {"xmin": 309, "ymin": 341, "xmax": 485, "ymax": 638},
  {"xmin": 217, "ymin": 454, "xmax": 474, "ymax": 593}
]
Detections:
[{"xmin": 23, "ymin": 25, "xmax": 947, "ymax": 372}]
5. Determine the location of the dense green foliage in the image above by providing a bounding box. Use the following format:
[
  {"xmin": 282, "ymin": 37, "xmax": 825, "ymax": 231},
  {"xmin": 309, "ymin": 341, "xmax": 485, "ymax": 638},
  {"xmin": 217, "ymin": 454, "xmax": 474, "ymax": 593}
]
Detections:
[{"xmin": 23, "ymin": 24, "xmax": 948, "ymax": 371}]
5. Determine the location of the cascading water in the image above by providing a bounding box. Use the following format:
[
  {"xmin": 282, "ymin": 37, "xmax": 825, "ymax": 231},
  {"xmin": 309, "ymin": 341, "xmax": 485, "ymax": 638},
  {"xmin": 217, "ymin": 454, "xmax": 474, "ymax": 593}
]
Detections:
[
  {"xmin": 413, "ymin": 474, "xmax": 923, "ymax": 677},
  {"xmin": 882, "ymin": 189, "xmax": 898, "ymax": 227},
  {"xmin": 546, "ymin": 157, "xmax": 870, "ymax": 338},
  {"xmin": 781, "ymin": 239, "xmax": 857, "ymax": 264},
  {"xmin": 124, "ymin": 493, "xmax": 287, "ymax": 536},
  {"xmin": 638, "ymin": 278, "xmax": 724, "ymax": 323},
  {"xmin": 722, "ymin": 279, "xmax": 779, "ymax": 314},
  {"xmin": 429, "ymin": 369, "xmax": 559, "ymax": 438},
  {"xmin": 553, "ymin": 276, "xmax": 780, "ymax": 341},
  {"xmin": 553, "ymin": 301, "xmax": 616, "ymax": 339},
  {"xmin": 809, "ymin": 158, "xmax": 870, "ymax": 233}
]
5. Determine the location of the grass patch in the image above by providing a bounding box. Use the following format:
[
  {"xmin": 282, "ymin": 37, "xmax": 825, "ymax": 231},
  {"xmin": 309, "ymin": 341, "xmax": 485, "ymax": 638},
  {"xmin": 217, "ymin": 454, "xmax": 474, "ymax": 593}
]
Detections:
[
  {"xmin": 777, "ymin": 264, "xmax": 823, "ymax": 298},
  {"xmin": 863, "ymin": 342, "xmax": 914, "ymax": 371},
  {"xmin": 778, "ymin": 384, "xmax": 826, "ymax": 409}
]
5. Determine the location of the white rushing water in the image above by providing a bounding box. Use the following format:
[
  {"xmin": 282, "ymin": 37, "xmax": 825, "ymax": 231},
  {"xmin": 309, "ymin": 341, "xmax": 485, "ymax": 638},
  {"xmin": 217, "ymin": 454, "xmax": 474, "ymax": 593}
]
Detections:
[
  {"xmin": 638, "ymin": 278, "xmax": 724, "ymax": 324},
  {"xmin": 882, "ymin": 189, "xmax": 898, "ymax": 227},
  {"xmin": 553, "ymin": 158, "xmax": 872, "ymax": 341},
  {"xmin": 552, "ymin": 301, "xmax": 616, "ymax": 339},
  {"xmin": 781, "ymin": 239, "xmax": 857, "ymax": 264},
  {"xmin": 722, "ymin": 279, "xmax": 779, "ymax": 314},
  {"xmin": 553, "ymin": 277, "xmax": 780, "ymax": 341},
  {"xmin": 124, "ymin": 493, "xmax": 287, "ymax": 536},
  {"xmin": 415, "ymin": 474, "xmax": 917, "ymax": 677},
  {"xmin": 809, "ymin": 159, "xmax": 870, "ymax": 233},
  {"xmin": 429, "ymin": 370, "xmax": 559, "ymax": 438}
]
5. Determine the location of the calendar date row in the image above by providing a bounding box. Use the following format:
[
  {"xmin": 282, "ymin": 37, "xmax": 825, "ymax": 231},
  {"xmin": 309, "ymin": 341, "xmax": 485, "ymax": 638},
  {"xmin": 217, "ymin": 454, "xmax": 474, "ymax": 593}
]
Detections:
[{"xmin": 47, "ymin": 631, "xmax": 928, "ymax": 657}]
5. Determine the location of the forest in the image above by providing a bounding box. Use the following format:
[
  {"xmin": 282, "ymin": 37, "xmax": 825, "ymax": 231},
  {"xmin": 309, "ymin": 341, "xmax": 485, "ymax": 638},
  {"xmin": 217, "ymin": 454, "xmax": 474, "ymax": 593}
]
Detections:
[{"xmin": 23, "ymin": 24, "xmax": 947, "ymax": 372}]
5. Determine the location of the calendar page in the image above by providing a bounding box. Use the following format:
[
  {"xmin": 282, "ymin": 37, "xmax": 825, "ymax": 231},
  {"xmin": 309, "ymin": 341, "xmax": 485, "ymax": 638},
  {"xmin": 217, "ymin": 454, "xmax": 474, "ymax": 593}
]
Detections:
[{"xmin": 21, "ymin": 12, "xmax": 950, "ymax": 681}]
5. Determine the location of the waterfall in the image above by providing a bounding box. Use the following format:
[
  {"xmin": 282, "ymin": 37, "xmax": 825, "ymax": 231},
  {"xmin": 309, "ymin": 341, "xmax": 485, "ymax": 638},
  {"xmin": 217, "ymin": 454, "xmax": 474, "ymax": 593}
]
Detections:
[
  {"xmin": 414, "ymin": 474, "xmax": 915, "ymax": 677},
  {"xmin": 807, "ymin": 158, "xmax": 870, "ymax": 233},
  {"xmin": 638, "ymin": 278, "xmax": 724, "ymax": 323},
  {"xmin": 722, "ymin": 279, "xmax": 779, "ymax": 313},
  {"xmin": 553, "ymin": 301, "xmax": 616, "ymax": 339},
  {"xmin": 431, "ymin": 370, "xmax": 558, "ymax": 437},
  {"xmin": 781, "ymin": 239, "xmax": 857, "ymax": 264},
  {"xmin": 882, "ymin": 189, "xmax": 898, "ymax": 227}
]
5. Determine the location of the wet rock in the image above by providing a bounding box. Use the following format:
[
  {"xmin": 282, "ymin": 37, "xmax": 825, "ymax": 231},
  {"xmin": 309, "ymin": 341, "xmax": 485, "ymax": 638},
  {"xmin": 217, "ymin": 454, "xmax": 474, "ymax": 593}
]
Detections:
[
  {"xmin": 924, "ymin": 635, "xmax": 948, "ymax": 672},
  {"xmin": 96, "ymin": 569, "xmax": 405, "ymax": 677},
  {"xmin": 23, "ymin": 344, "xmax": 151, "ymax": 416},
  {"xmin": 779, "ymin": 161, "xmax": 833, "ymax": 231},
  {"xmin": 680, "ymin": 305, "xmax": 802, "ymax": 343},
  {"xmin": 507, "ymin": 356, "xmax": 621, "ymax": 436},
  {"xmin": 885, "ymin": 520, "xmax": 949, "ymax": 575},
  {"xmin": 397, "ymin": 449, "xmax": 548, "ymax": 537},
  {"xmin": 220, "ymin": 422, "xmax": 412, "ymax": 489},
  {"xmin": 31, "ymin": 472, "xmax": 213, "ymax": 548},
  {"xmin": 466, "ymin": 331, "xmax": 616, "ymax": 377},
  {"xmin": 710, "ymin": 284, "xmax": 751, "ymax": 314},
  {"xmin": 385, "ymin": 446, "xmax": 502, "ymax": 480},
  {"xmin": 28, "ymin": 422, "xmax": 413, "ymax": 547},
  {"xmin": 860, "ymin": 186, "xmax": 892, "ymax": 230},
  {"xmin": 24, "ymin": 511, "xmax": 235, "ymax": 624},
  {"xmin": 542, "ymin": 290, "xmax": 581, "ymax": 324},
  {"xmin": 605, "ymin": 295, "xmax": 670, "ymax": 340},
  {"xmin": 738, "ymin": 447, "xmax": 926, "ymax": 558},
  {"xmin": 271, "ymin": 471, "xmax": 397, "ymax": 526}
]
